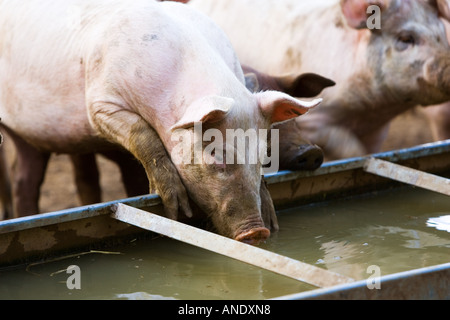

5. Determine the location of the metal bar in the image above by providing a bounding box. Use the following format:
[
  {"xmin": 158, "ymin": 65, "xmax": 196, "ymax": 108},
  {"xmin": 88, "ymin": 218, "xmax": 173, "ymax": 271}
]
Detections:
[
  {"xmin": 111, "ymin": 203, "xmax": 354, "ymax": 288},
  {"xmin": 363, "ymin": 157, "xmax": 450, "ymax": 196}
]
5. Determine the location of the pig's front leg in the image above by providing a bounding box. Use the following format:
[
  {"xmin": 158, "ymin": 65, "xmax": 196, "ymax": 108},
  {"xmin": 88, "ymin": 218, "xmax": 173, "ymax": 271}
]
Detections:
[{"xmin": 88, "ymin": 103, "xmax": 192, "ymax": 220}]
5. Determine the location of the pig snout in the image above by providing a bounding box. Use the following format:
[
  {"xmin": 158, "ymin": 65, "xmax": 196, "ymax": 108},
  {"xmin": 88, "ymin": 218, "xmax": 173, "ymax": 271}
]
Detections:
[
  {"xmin": 424, "ymin": 55, "xmax": 450, "ymax": 95},
  {"xmin": 233, "ymin": 214, "xmax": 270, "ymax": 245},
  {"xmin": 235, "ymin": 227, "xmax": 271, "ymax": 245},
  {"xmin": 208, "ymin": 191, "xmax": 271, "ymax": 245},
  {"xmin": 216, "ymin": 210, "xmax": 270, "ymax": 245},
  {"xmin": 281, "ymin": 143, "xmax": 324, "ymax": 171}
]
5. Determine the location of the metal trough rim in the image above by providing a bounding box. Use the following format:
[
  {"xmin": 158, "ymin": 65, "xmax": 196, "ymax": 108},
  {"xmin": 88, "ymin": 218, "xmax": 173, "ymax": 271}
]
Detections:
[
  {"xmin": 0, "ymin": 194, "xmax": 162, "ymax": 235},
  {"xmin": 265, "ymin": 138, "xmax": 450, "ymax": 184},
  {"xmin": 273, "ymin": 262, "xmax": 450, "ymax": 300},
  {"xmin": 1, "ymin": 139, "xmax": 449, "ymax": 235}
]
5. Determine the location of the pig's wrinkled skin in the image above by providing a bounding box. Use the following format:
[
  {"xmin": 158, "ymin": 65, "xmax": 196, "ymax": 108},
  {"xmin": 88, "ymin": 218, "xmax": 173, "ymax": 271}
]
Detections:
[
  {"xmin": 0, "ymin": 0, "xmax": 322, "ymax": 243},
  {"xmin": 190, "ymin": 0, "xmax": 450, "ymax": 160}
]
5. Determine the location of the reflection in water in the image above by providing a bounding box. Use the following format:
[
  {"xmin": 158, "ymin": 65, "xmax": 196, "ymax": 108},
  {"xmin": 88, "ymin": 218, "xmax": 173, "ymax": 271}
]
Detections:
[
  {"xmin": 116, "ymin": 292, "xmax": 176, "ymax": 300},
  {"xmin": 263, "ymin": 187, "xmax": 450, "ymax": 281},
  {"xmin": 427, "ymin": 215, "xmax": 450, "ymax": 232},
  {"xmin": 0, "ymin": 187, "xmax": 449, "ymax": 299}
]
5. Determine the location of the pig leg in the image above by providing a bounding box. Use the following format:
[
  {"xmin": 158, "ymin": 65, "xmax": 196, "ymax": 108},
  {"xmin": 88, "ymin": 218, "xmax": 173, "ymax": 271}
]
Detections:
[
  {"xmin": 260, "ymin": 179, "xmax": 278, "ymax": 232},
  {"xmin": 0, "ymin": 147, "xmax": 12, "ymax": 219},
  {"xmin": 70, "ymin": 154, "xmax": 101, "ymax": 205},
  {"xmin": 70, "ymin": 151, "xmax": 148, "ymax": 206},
  {"xmin": 6, "ymin": 129, "xmax": 50, "ymax": 217},
  {"xmin": 100, "ymin": 150, "xmax": 149, "ymax": 197},
  {"xmin": 88, "ymin": 103, "xmax": 192, "ymax": 219}
]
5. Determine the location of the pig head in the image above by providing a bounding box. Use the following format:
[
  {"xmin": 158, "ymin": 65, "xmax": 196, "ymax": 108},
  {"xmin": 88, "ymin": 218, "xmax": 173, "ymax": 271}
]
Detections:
[
  {"xmin": 307, "ymin": 0, "xmax": 450, "ymax": 158},
  {"xmin": 157, "ymin": 93, "xmax": 321, "ymax": 243},
  {"xmin": 358, "ymin": 0, "xmax": 450, "ymax": 104}
]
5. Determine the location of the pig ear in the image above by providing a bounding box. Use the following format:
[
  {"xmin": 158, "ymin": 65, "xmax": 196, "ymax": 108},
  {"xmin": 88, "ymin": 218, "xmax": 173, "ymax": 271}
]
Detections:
[
  {"xmin": 340, "ymin": 0, "xmax": 386, "ymax": 29},
  {"xmin": 257, "ymin": 91, "xmax": 322, "ymax": 124},
  {"xmin": 275, "ymin": 73, "xmax": 336, "ymax": 98},
  {"xmin": 170, "ymin": 95, "xmax": 234, "ymax": 131},
  {"xmin": 432, "ymin": 0, "xmax": 450, "ymax": 22}
]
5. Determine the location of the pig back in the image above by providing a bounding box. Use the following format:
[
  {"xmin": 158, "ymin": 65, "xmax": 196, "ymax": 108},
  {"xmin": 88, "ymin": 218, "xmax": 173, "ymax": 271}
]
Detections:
[
  {"xmin": 0, "ymin": 0, "xmax": 120, "ymax": 151},
  {"xmin": 0, "ymin": 0, "xmax": 244, "ymax": 152}
]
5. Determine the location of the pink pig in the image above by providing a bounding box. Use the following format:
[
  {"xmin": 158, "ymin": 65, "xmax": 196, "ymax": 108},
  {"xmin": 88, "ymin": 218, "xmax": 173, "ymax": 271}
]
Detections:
[{"xmin": 0, "ymin": 0, "xmax": 321, "ymax": 243}]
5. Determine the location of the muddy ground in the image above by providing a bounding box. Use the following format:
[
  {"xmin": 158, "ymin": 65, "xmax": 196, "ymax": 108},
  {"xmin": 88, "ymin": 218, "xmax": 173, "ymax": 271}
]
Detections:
[{"xmin": 0, "ymin": 107, "xmax": 437, "ymax": 215}]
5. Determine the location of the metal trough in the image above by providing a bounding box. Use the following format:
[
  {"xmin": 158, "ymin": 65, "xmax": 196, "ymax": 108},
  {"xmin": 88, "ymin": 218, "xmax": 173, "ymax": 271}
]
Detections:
[{"xmin": 1, "ymin": 139, "xmax": 450, "ymax": 299}]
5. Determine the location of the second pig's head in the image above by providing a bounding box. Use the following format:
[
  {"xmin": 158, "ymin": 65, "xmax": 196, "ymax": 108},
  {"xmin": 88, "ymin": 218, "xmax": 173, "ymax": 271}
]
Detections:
[{"xmin": 341, "ymin": 0, "xmax": 450, "ymax": 105}]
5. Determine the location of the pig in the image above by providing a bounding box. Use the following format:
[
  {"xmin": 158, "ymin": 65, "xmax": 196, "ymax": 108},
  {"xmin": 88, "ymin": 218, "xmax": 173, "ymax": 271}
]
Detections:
[
  {"xmin": 0, "ymin": 0, "xmax": 322, "ymax": 243},
  {"xmin": 190, "ymin": 0, "xmax": 450, "ymax": 160},
  {"xmin": 68, "ymin": 67, "xmax": 331, "ymax": 205},
  {"xmin": 69, "ymin": 66, "xmax": 332, "ymax": 205},
  {"xmin": 0, "ymin": 63, "xmax": 331, "ymax": 220}
]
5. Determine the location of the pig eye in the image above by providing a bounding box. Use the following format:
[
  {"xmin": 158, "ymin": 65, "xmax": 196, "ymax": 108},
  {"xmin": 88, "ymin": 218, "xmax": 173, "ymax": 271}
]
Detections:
[{"xmin": 395, "ymin": 33, "xmax": 415, "ymax": 51}]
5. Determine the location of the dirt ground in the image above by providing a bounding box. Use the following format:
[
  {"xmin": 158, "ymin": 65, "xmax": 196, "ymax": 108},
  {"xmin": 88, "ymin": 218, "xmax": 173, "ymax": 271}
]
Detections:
[{"xmin": 0, "ymin": 106, "xmax": 437, "ymax": 215}]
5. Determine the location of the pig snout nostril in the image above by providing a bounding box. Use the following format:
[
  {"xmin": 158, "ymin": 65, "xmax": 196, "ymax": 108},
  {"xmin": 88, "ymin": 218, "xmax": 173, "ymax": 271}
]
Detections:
[
  {"xmin": 313, "ymin": 153, "xmax": 324, "ymax": 168},
  {"xmin": 235, "ymin": 227, "xmax": 270, "ymax": 245},
  {"xmin": 293, "ymin": 147, "xmax": 323, "ymax": 170},
  {"xmin": 297, "ymin": 156, "xmax": 307, "ymax": 165}
]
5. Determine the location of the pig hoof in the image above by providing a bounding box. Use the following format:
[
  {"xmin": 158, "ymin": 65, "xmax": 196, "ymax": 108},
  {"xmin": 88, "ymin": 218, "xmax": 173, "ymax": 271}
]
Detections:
[{"xmin": 235, "ymin": 227, "xmax": 270, "ymax": 245}]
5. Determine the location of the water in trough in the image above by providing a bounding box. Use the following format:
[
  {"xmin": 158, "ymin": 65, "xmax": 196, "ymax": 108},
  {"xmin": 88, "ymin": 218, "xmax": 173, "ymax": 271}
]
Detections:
[{"xmin": 0, "ymin": 186, "xmax": 449, "ymax": 299}]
